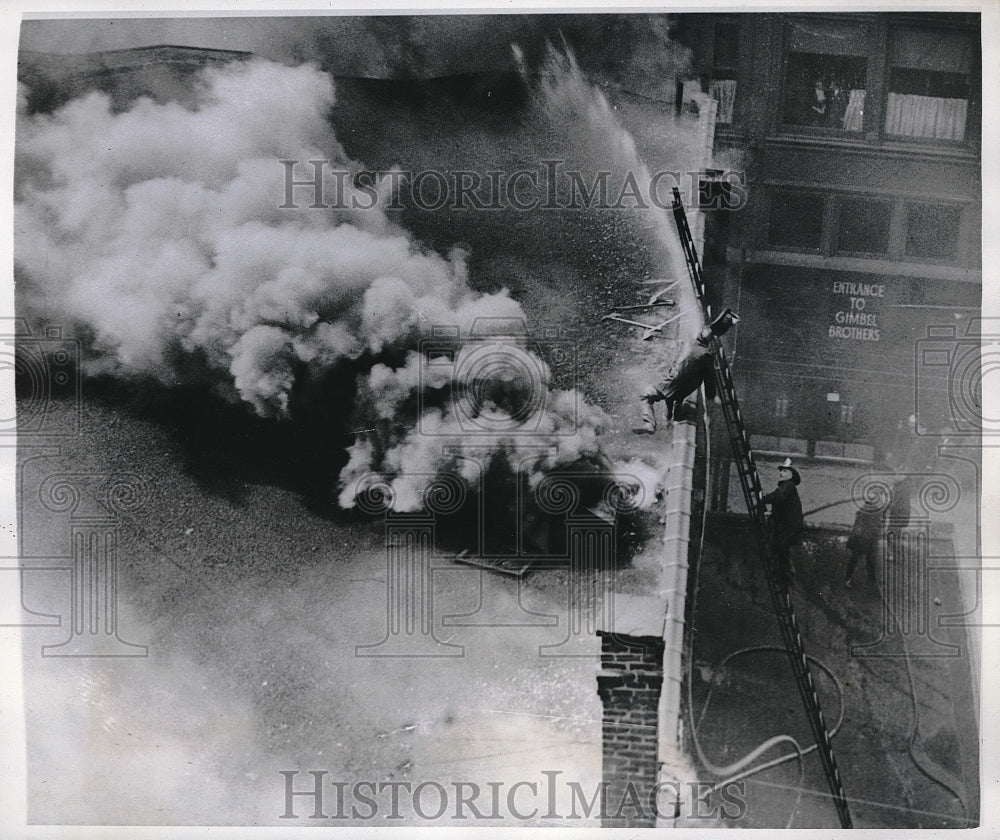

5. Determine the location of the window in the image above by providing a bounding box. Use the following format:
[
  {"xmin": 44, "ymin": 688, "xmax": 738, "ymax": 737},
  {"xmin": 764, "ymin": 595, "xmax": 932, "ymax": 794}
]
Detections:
[
  {"xmin": 840, "ymin": 403, "xmax": 855, "ymax": 425},
  {"xmin": 775, "ymin": 396, "xmax": 790, "ymax": 418},
  {"xmin": 713, "ymin": 21, "xmax": 740, "ymax": 73},
  {"xmin": 711, "ymin": 20, "xmax": 739, "ymax": 124},
  {"xmin": 768, "ymin": 191, "xmax": 825, "ymax": 249},
  {"xmin": 886, "ymin": 28, "xmax": 972, "ymax": 141},
  {"xmin": 781, "ymin": 19, "xmax": 868, "ymax": 131},
  {"xmin": 836, "ymin": 197, "xmax": 892, "ymax": 255},
  {"xmin": 905, "ymin": 204, "xmax": 962, "ymax": 260}
]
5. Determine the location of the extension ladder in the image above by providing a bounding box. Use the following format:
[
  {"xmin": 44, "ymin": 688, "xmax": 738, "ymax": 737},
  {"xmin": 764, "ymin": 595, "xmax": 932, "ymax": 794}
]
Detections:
[{"xmin": 671, "ymin": 187, "xmax": 853, "ymax": 829}]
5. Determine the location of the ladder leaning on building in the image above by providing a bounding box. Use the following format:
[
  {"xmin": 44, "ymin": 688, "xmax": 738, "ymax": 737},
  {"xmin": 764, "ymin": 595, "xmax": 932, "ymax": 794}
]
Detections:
[{"xmin": 671, "ymin": 186, "xmax": 853, "ymax": 830}]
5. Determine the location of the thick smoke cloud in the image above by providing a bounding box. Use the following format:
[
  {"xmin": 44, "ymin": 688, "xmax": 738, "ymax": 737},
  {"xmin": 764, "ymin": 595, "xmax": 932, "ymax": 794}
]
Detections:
[
  {"xmin": 335, "ymin": 46, "xmax": 705, "ymax": 515},
  {"xmin": 15, "ymin": 57, "xmax": 621, "ymax": 512}
]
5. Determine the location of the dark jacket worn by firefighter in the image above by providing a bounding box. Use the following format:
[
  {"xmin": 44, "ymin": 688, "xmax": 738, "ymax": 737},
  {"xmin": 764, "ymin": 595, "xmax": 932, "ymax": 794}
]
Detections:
[
  {"xmin": 847, "ymin": 502, "xmax": 882, "ymax": 553},
  {"xmin": 655, "ymin": 333, "xmax": 717, "ymax": 404},
  {"xmin": 762, "ymin": 478, "xmax": 803, "ymax": 548},
  {"xmin": 640, "ymin": 331, "xmax": 716, "ymax": 427},
  {"xmin": 638, "ymin": 309, "xmax": 738, "ymax": 432},
  {"xmin": 845, "ymin": 500, "xmax": 883, "ymax": 585}
]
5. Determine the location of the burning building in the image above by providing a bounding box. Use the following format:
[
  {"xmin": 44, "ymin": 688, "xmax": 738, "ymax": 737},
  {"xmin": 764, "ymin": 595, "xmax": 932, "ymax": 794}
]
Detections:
[
  {"xmin": 11, "ymin": 15, "xmax": 716, "ymax": 828},
  {"xmin": 10, "ymin": 12, "xmax": 985, "ymax": 831}
]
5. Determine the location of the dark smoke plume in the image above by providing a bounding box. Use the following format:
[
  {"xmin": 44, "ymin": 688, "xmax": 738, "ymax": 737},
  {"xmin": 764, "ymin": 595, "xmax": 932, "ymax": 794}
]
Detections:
[{"xmin": 15, "ymin": 57, "xmax": 656, "ymax": 515}]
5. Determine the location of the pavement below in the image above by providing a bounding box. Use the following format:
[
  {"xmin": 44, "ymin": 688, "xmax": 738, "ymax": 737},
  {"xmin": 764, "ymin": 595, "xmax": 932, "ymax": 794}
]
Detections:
[{"xmin": 686, "ymin": 511, "xmax": 979, "ymax": 828}]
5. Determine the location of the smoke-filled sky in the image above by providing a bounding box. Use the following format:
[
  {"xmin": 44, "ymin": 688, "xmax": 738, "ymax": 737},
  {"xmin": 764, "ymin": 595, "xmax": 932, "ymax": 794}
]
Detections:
[
  {"xmin": 19, "ymin": 14, "xmax": 690, "ymax": 95},
  {"xmin": 16, "ymin": 57, "xmax": 586, "ymax": 506},
  {"xmin": 21, "ymin": 14, "xmax": 674, "ymax": 77},
  {"xmin": 15, "ymin": 15, "xmax": 704, "ymax": 515}
]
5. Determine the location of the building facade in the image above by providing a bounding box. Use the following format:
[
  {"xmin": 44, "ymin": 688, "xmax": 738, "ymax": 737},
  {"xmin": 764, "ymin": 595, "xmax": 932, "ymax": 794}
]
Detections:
[{"xmin": 677, "ymin": 12, "xmax": 981, "ymax": 468}]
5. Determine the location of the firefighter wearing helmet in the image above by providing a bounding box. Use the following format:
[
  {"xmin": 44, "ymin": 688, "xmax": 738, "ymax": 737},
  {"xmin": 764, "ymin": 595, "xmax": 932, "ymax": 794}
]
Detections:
[{"xmin": 639, "ymin": 308, "xmax": 738, "ymax": 432}]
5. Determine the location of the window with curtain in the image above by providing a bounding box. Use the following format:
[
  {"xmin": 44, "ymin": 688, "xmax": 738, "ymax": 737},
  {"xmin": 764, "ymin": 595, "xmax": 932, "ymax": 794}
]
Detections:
[
  {"xmin": 886, "ymin": 28, "xmax": 972, "ymax": 141},
  {"xmin": 711, "ymin": 20, "xmax": 739, "ymax": 124},
  {"xmin": 781, "ymin": 19, "xmax": 868, "ymax": 131}
]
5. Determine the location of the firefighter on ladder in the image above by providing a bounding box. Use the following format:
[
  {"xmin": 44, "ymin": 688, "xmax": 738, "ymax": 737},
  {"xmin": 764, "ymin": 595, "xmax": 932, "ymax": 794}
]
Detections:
[
  {"xmin": 761, "ymin": 458, "xmax": 804, "ymax": 591},
  {"xmin": 638, "ymin": 308, "xmax": 739, "ymax": 432}
]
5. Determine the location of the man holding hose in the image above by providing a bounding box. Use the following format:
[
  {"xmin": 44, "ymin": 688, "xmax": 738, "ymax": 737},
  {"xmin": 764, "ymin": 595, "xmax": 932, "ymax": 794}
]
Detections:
[{"xmin": 638, "ymin": 308, "xmax": 739, "ymax": 432}]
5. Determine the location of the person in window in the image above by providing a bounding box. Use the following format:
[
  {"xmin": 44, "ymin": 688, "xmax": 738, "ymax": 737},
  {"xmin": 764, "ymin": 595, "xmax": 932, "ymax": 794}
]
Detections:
[
  {"xmin": 809, "ymin": 78, "xmax": 827, "ymax": 125},
  {"xmin": 761, "ymin": 458, "xmax": 804, "ymax": 590},
  {"xmin": 826, "ymin": 77, "xmax": 848, "ymax": 129},
  {"xmin": 638, "ymin": 308, "xmax": 739, "ymax": 432}
]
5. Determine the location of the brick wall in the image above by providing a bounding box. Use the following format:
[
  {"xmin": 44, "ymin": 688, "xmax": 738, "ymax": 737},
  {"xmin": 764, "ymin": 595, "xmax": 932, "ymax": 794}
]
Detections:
[{"xmin": 596, "ymin": 630, "xmax": 665, "ymax": 828}]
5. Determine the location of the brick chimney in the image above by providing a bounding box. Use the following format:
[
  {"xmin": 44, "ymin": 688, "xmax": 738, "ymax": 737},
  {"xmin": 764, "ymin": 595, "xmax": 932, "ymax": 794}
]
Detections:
[{"xmin": 596, "ymin": 594, "xmax": 667, "ymax": 828}]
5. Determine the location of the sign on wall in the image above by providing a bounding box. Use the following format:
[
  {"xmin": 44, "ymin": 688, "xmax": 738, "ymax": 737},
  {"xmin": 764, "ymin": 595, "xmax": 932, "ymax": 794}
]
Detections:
[{"xmin": 828, "ymin": 279, "xmax": 884, "ymax": 342}]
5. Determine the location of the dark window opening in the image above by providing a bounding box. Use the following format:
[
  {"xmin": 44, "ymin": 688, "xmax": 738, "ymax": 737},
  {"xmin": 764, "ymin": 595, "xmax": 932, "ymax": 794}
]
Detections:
[
  {"xmin": 890, "ymin": 68, "xmax": 970, "ymax": 99},
  {"xmin": 713, "ymin": 21, "xmax": 740, "ymax": 75},
  {"xmin": 711, "ymin": 20, "xmax": 739, "ymax": 124},
  {"xmin": 837, "ymin": 198, "xmax": 892, "ymax": 255},
  {"xmin": 783, "ymin": 54, "xmax": 867, "ymax": 129},
  {"xmin": 781, "ymin": 19, "xmax": 868, "ymax": 131},
  {"xmin": 768, "ymin": 192, "xmax": 825, "ymax": 249},
  {"xmin": 905, "ymin": 204, "xmax": 962, "ymax": 260}
]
